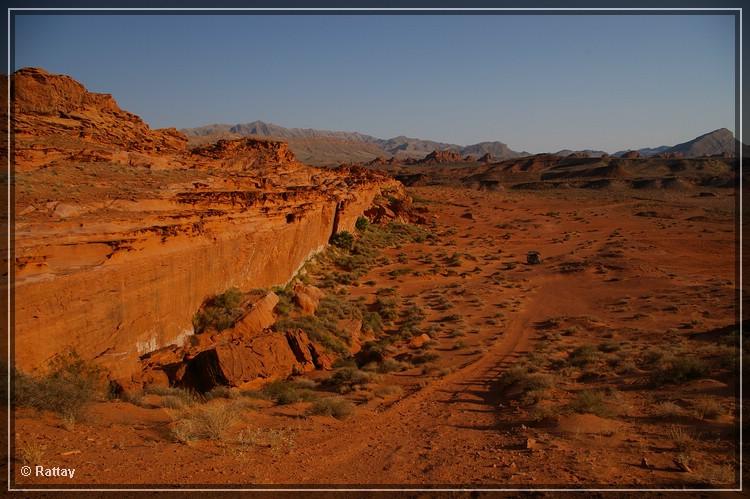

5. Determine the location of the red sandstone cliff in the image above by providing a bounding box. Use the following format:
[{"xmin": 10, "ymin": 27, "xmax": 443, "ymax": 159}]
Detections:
[{"xmin": 12, "ymin": 68, "xmax": 408, "ymax": 383}]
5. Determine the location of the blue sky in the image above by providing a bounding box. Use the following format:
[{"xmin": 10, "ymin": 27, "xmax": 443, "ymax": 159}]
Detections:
[{"xmin": 14, "ymin": 14, "xmax": 735, "ymax": 153}]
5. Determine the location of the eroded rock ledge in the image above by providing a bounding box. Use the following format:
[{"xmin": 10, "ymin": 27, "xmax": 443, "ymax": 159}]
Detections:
[{"xmin": 12, "ymin": 67, "xmax": 412, "ymax": 381}]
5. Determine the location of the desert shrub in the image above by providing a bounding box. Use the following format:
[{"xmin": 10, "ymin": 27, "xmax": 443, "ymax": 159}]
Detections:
[
  {"xmin": 330, "ymin": 231, "xmax": 354, "ymax": 251},
  {"xmin": 568, "ymin": 345, "xmax": 600, "ymax": 367},
  {"xmin": 498, "ymin": 366, "xmax": 552, "ymax": 399},
  {"xmin": 204, "ymin": 386, "xmax": 236, "ymax": 401},
  {"xmin": 308, "ymin": 397, "xmax": 354, "ymax": 420},
  {"xmin": 453, "ymin": 340, "xmax": 467, "ymax": 350},
  {"xmin": 650, "ymin": 356, "xmax": 709, "ymax": 386},
  {"xmin": 170, "ymin": 403, "xmax": 238, "ymax": 442},
  {"xmin": 273, "ymin": 287, "xmax": 296, "ymax": 318},
  {"xmin": 598, "ymin": 341, "xmax": 620, "ymax": 353},
  {"xmin": 275, "ymin": 315, "xmax": 348, "ymax": 356},
  {"xmin": 447, "ymin": 252, "xmax": 463, "ymax": 267},
  {"xmin": 374, "ymin": 288, "xmax": 400, "ymax": 323},
  {"xmin": 568, "ymin": 390, "xmax": 611, "ymax": 416},
  {"xmin": 14, "ymin": 350, "xmax": 106, "ymax": 421},
  {"xmin": 642, "ymin": 348, "xmax": 665, "ymax": 367},
  {"xmin": 355, "ymin": 216, "xmax": 369, "ymax": 231},
  {"xmin": 361, "ymin": 311, "xmax": 384, "ymax": 335},
  {"xmin": 376, "ymin": 358, "xmax": 410, "ymax": 374},
  {"xmin": 441, "ymin": 314, "xmax": 462, "ymax": 323},
  {"xmin": 324, "ymin": 367, "xmax": 376, "ymax": 393},
  {"xmin": 410, "ymin": 352, "xmax": 440, "ymax": 365},
  {"xmin": 355, "ymin": 340, "xmax": 391, "ymax": 366},
  {"xmin": 193, "ymin": 287, "xmax": 244, "ymax": 333},
  {"xmin": 399, "ymin": 305, "xmax": 426, "ymax": 337},
  {"xmin": 261, "ymin": 379, "xmax": 318, "ymax": 405}
]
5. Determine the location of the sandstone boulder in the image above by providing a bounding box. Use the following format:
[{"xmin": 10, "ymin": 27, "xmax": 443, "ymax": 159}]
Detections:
[
  {"xmin": 408, "ymin": 333, "xmax": 432, "ymax": 349},
  {"xmin": 292, "ymin": 282, "xmax": 325, "ymax": 315},
  {"xmin": 338, "ymin": 318, "xmax": 364, "ymax": 354},
  {"xmin": 231, "ymin": 291, "xmax": 279, "ymax": 338},
  {"xmin": 179, "ymin": 332, "xmax": 300, "ymax": 391}
]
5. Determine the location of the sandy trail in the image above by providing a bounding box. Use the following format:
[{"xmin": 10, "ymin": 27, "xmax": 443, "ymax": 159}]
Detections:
[{"xmin": 288, "ymin": 273, "xmax": 595, "ymax": 484}]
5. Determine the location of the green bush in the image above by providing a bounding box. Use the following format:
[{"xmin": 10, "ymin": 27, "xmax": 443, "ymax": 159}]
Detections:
[
  {"xmin": 568, "ymin": 390, "xmax": 611, "ymax": 416},
  {"xmin": 193, "ymin": 287, "xmax": 244, "ymax": 333},
  {"xmin": 324, "ymin": 367, "xmax": 376, "ymax": 392},
  {"xmin": 498, "ymin": 366, "xmax": 552, "ymax": 397},
  {"xmin": 261, "ymin": 379, "xmax": 318, "ymax": 405},
  {"xmin": 355, "ymin": 216, "xmax": 369, "ymax": 231},
  {"xmin": 14, "ymin": 350, "xmax": 106, "ymax": 421},
  {"xmin": 330, "ymin": 231, "xmax": 355, "ymax": 251},
  {"xmin": 650, "ymin": 356, "xmax": 709, "ymax": 386},
  {"xmin": 568, "ymin": 345, "xmax": 600, "ymax": 367}
]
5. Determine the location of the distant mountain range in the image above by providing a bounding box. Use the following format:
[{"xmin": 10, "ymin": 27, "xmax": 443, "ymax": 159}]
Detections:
[
  {"xmin": 181, "ymin": 122, "xmax": 742, "ymax": 166},
  {"xmin": 182, "ymin": 121, "xmax": 529, "ymax": 165},
  {"xmin": 613, "ymin": 128, "xmax": 741, "ymax": 158}
]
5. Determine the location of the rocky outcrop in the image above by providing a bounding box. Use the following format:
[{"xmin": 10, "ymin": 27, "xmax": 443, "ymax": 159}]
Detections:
[
  {"xmin": 292, "ymin": 282, "xmax": 325, "ymax": 315},
  {"xmin": 416, "ymin": 149, "xmax": 464, "ymax": 164},
  {"xmin": 139, "ymin": 324, "xmax": 332, "ymax": 392},
  {"xmin": 230, "ymin": 292, "xmax": 279, "ymax": 339},
  {"xmin": 13, "ymin": 67, "xmax": 188, "ymax": 170},
  {"xmin": 13, "ymin": 68, "xmax": 409, "ymax": 381}
]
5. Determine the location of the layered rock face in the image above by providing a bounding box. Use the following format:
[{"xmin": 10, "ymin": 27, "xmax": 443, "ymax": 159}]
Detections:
[{"xmin": 13, "ymin": 68, "xmax": 406, "ymax": 381}]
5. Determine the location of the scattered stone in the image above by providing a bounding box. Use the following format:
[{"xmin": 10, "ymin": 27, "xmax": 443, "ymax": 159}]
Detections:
[
  {"xmin": 527, "ymin": 251, "xmax": 541, "ymax": 265},
  {"xmin": 292, "ymin": 282, "xmax": 325, "ymax": 315},
  {"xmin": 408, "ymin": 333, "xmax": 432, "ymax": 349}
]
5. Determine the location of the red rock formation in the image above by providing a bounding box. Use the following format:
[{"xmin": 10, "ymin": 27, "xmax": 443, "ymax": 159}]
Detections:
[
  {"xmin": 418, "ymin": 149, "xmax": 464, "ymax": 164},
  {"xmin": 230, "ymin": 292, "xmax": 279, "ymax": 339},
  {"xmin": 13, "ymin": 68, "xmax": 409, "ymax": 382},
  {"xmin": 13, "ymin": 67, "xmax": 188, "ymax": 170},
  {"xmin": 622, "ymin": 150, "xmax": 641, "ymax": 159},
  {"xmin": 292, "ymin": 282, "xmax": 325, "ymax": 315}
]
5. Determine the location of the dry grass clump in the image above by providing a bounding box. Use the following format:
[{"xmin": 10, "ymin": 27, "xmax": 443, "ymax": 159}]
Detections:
[
  {"xmin": 691, "ymin": 398, "xmax": 723, "ymax": 420},
  {"xmin": 700, "ymin": 462, "xmax": 736, "ymax": 485},
  {"xmin": 667, "ymin": 424, "xmax": 697, "ymax": 452},
  {"xmin": 145, "ymin": 386, "xmax": 203, "ymax": 409},
  {"xmin": 567, "ymin": 390, "xmax": 612, "ymax": 417},
  {"xmin": 652, "ymin": 401, "xmax": 688, "ymax": 419},
  {"xmin": 17, "ymin": 440, "xmax": 44, "ymax": 465},
  {"xmin": 170, "ymin": 403, "xmax": 239, "ymax": 443},
  {"xmin": 236, "ymin": 427, "xmax": 295, "ymax": 455},
  {"xmin": 374, "ymin": 384, "xmax": 404, "ymax": 398}
]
